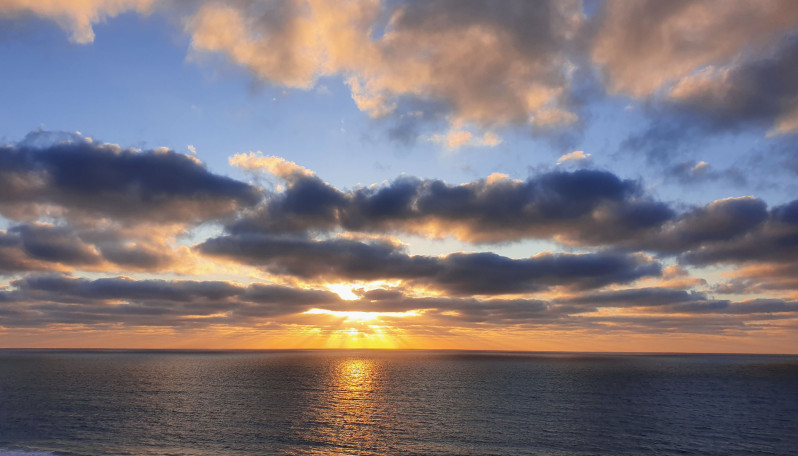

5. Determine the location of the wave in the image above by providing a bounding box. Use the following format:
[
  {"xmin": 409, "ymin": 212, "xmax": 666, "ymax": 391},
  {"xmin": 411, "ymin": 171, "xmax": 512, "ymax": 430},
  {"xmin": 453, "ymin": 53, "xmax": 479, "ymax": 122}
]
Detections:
[{"xmin": 0, "ymin": 450, "xmax": 55, "ymax": 456}]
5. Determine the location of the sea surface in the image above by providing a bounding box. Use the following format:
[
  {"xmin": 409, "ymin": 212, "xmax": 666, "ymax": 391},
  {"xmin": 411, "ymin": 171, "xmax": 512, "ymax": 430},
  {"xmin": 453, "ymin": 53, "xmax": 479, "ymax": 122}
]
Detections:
[{"xmin": 1, "ymin": 350, "xmax": 797, "ymax": 455}]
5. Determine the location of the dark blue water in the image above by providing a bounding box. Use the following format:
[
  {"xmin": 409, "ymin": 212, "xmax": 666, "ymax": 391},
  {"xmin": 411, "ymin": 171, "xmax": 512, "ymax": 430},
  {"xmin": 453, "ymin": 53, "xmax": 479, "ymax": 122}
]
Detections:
[{"xmin": 1, "ymin": 350, "xmax": 797, "ymax": 455}]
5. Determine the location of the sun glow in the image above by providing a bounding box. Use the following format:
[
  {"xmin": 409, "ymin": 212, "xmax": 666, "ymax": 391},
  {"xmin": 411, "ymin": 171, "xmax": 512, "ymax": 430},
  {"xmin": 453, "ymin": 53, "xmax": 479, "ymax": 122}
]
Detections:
[
  {"xmin": 304, "ymin": 308, "xmax": 421, "ymax": 322},
  {"xmin": 324, "ymin": 280, "xmax": 403, "ymax": 301},
  {"xmin": 299, "ymin": 308, "xmax": 424, "ymax": 348},
  {"xmin": 325, "ymin": 283, "xmax": 360, "ymax": 300}
]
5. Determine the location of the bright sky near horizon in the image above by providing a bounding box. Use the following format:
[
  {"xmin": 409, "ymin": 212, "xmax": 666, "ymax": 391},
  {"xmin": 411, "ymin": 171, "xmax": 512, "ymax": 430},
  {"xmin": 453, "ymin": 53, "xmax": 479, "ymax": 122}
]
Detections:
[{"xmin": 1, "ymin": 0, "xmax": 798, "ymax": 352}]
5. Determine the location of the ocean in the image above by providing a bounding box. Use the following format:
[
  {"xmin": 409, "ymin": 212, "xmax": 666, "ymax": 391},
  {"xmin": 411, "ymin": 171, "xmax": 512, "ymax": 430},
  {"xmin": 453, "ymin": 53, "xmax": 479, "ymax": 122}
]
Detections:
[{"xmin": 1, "ymin": 350, "xmax": 796, "ymax": 455}]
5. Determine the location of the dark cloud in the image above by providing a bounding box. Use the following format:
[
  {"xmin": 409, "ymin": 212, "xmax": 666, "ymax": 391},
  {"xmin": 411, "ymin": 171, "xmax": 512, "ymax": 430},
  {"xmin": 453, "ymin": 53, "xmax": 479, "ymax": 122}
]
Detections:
[
  {"xmin": 549, "ymin": 287, "xmax": 796, "ymax": 325},
  {"xmin": 666, "ymin": 34, "xmax": 798, "ymax": 136},
  {"xmin": 199, "ymin": 233, "xmax": 661, "ymax": 295},
  {"xmin": 662, "ymin": 298, "xmax": 798, "ymax": 316},
  {"xmin": 592, "ymin": 1, "xmax": 798, "ymax": 162},
  {"xmin": 95, "ymin": 242, "xmax": 174, "ymax": 270},
  {"xmin": 620, "ymin": 34, "xmax": 798, "ymax": 160},
  {"xmin": 431, "ymin": 251, "xmax": 660, "ymax": 295},
  {"xmin": 0, "ymin": 133, "xmax": 260, "ymax": 224},
  {"xmin": 646, "ymin": 197, "xmax": 769, "ymax": 254},
  {"xmin": 199, "ymin": 233, "xmax": 440, "ymax": 281},
  {"xmin": 9, "ymin": 224, "xmax": 101, "ymax": 266},
  {"xmin": 225, "ymin": 167, "xmax": 792, "ymax": 269},
  {"xmin": 593, "ymin": 0, "xmax": 798, "ymax": 98},
  {"xmin": 233, "ymin": 169, "xmax": 674, "ymax": 245},
  {"xmin": 679, "ymin": 198, "xmax": 798, "ymax": 265},
  {"xmin": 2, "ymin": 275, "xmax": 341, "ymax": 328},
  {"xmin": 0, "ymin": 223, "xmax": 180, "ymax": 276},
  {"xmin": 0, "ymin": 230, "xmax": 56, "ymax": 274},
  {"xmin": 561, "ymin": 286, "xmax": 798, "ymax": 317},
  {"xmin": 560, "ymin": 287, "xmax": 707, "ymax": 308}
]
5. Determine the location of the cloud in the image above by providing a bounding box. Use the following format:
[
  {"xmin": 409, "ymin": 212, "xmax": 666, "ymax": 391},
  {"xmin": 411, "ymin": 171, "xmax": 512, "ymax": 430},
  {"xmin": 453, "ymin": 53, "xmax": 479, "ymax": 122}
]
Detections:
[
  {"xmin": 588, "ymin": 0, "xmax": 798, "ymax": 165},
  {"xmin": 1, "ymin": 274, "xmax": 341, "ymax": 328},
  {"xmin": 7, "ymin": 223, "xmax": 101, "ymax": 266},
  {"xmin": 648, "ymin": 197, "xmax": 769, "ymax": 254},
  {"xmin": 678, "ymin": 198, "xmax": 798, "ymax": 266},
  {"xmin": 667, "ymin": 37, "xmax": 798, "ymax": 136},
  {"xmin": 597, "ymin": 2, "xmax": 798, "ymax": 157},
  {"xmin": 2, "ymin": 273, "xmax": 795, "ymax": 337},
  {"xmin": 556, "ymin": 150, "xmax": 591, "ymax": 165},
  {"xmin": 430, "ymin": 251, "xmax": 660, "ymax": 295},
  {"xmin": 184, "ymin": 0, "xmax": 584, "ymax": 136},
  {"xmin": 231, "ymin": 167, "xmax": 674, "ymax": 244},
  {"xmin": 198, "ymin": 232, "xmax": 661, "ymax": 295},
  {"xmin": 560, "ymin": 287, "xmax": 708, "ymax": 308},
  {"xmin": 666, "ymin": 298, "xmax": 798, "ymax": 316},
  {"xmin": 0, "ymin": 0, "xmax": 154, "ymax": 43},
  {"xmin": 348, "ymin": 170, "xmax": 659, "ymax": 247},
  {"xmin": 0, "ymin": 131, "xmax": 260, "ymax": 225},
  {"xmin": 665, "ymin": 160, "xmax": 747, "ymax": 186},
  {"xmin": 0, "ymin": 223, "xmax": 193, "ymax": 276},
  {"xmin": 8, "ymin": 1, "xmax": 798, "ymax": 147},
  {"xmin": 0, "ymin": 131, "xmax": 264, "ymax": 277},
  {"xmin": 593, "ymin": 0, "xmax": 798, "ymax": 98},
  {"xmin": 0, "ymin": 229, "xmax": 71, "ymax": 274},
  {"xmin": 6, "ymin": 0, "xmax": 583, "ymax": 137},
  {"xmin": 715, "ymin": 263, "xmax": 798, "ymax": 298},
  {"xmin": 427, "ymin": 128, "xmax": 502, "ymax": 150},
  {"xmin": 217, "ymin": 160, "xmax": 798, "ymax": 288},
  {"xmin": 229, "ymin": 152, "xmax": 315, "ymax": 179}
]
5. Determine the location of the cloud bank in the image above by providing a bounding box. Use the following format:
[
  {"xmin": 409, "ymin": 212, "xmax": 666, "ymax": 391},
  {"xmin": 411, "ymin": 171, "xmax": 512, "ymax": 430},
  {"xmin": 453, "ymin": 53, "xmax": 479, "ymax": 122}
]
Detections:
[{"xmin": 0, "ymin": 130, "xmax": 792, "ymax": 347}]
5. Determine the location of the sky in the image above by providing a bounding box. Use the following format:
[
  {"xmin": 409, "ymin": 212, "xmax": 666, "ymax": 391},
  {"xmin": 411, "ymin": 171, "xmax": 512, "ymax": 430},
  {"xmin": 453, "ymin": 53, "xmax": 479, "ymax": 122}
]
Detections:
[{"xmin": 1, "ymin": 0, "xmax": 798, "ymax": 352}]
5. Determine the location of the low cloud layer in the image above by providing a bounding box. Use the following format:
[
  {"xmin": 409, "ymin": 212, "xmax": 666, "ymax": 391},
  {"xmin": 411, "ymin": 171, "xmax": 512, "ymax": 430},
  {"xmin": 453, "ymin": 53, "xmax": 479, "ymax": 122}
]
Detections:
[
  {"xmin": 2, "ymin": 275, "xmax": 795, "ymax": 341},
  {"xmin": 2, "ymin": 132, "xmax": 796, "ymax": 316}
]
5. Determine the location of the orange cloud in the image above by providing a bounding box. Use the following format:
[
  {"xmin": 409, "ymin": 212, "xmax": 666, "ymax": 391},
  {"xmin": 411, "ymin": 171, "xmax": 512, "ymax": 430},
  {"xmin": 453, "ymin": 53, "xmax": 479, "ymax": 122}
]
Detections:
[
  {"xmin": 185, "ymin": 0, "xmax": 583, "ymax": 137},
  {"xmin": 0, "ymin": 0, "xmax": 154, "ymax": 43},
  {"xmin": 593, "ymin": 0, "xmax": 798, "ymax": 97}
]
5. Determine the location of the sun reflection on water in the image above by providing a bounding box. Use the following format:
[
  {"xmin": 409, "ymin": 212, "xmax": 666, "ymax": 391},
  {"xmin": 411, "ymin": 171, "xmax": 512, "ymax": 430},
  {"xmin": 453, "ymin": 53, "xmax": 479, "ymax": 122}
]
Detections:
[
  {"xmin": 301, "ymin": 357, "xmax": 391, "ymax": 454},
  {"xmin": 335, "ymin": 358, "xmax": 377, "ymax": 392}
]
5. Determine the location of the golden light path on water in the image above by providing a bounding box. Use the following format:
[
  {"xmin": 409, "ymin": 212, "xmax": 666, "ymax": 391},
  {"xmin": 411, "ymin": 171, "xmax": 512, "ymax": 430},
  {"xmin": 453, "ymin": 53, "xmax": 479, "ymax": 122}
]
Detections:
[
  {"xmin": 324, "ymin": 358, "xmax": 386, "ymax": 452},
  {"xmin": 286, "ymin": 356, "xmax": 390, "ymax": 454}
]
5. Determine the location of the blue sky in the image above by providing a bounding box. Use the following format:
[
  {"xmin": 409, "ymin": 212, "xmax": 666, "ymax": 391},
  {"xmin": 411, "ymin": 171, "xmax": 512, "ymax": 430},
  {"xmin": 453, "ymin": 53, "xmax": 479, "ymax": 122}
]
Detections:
[{"xmin": 1, "ymin": 1, "xmax": 798, "ymax": 352}]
